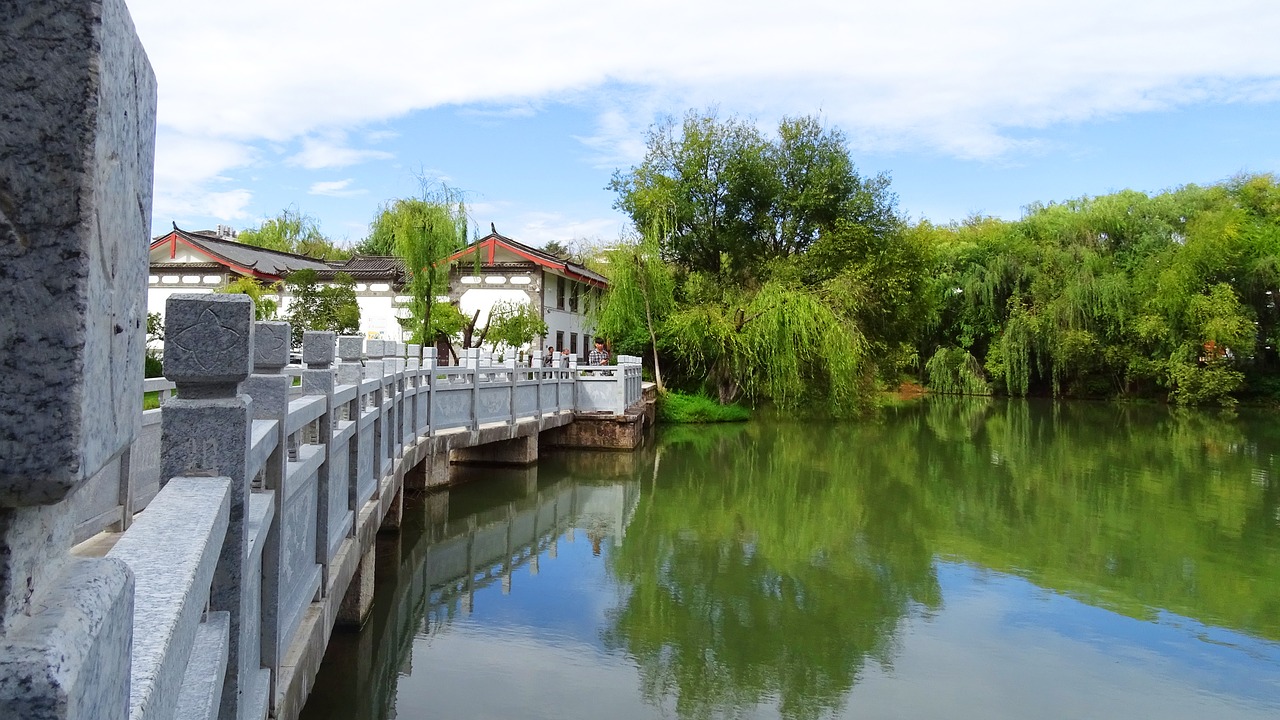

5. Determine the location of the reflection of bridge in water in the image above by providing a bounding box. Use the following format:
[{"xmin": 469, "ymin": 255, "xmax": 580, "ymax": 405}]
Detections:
[{"xmin": 302, "ymin": 452, "xmax": 648, "ymax": 720}]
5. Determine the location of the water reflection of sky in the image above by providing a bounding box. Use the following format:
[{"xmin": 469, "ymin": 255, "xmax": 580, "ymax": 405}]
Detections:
[{"xmin": 405, "ymin": 537, "xmax": 1280, "ymax": 720}]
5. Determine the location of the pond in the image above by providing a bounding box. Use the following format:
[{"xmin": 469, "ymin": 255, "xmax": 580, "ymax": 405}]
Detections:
[{"xmin": 300, "ymin": 398, "xmax": 1280, "ymax": 719}]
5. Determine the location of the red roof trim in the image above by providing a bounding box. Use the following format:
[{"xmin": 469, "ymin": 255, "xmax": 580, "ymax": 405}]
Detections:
[
  {"xmin": 150, "ymin": 232, "xmax": 279, "ymax": 281},
  {"xmin": 442, "ymin": 235, "xmax": 606, "ymax": 289}
]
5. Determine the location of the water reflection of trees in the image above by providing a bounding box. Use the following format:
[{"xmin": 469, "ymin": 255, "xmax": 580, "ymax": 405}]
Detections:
[
  {"xmin": 604, "ymin": 422, "xmax": 943, "ymax": 719},
  {"xmin": 606, "ymin": 401, "xmax": 1280, "ymax": 719}
]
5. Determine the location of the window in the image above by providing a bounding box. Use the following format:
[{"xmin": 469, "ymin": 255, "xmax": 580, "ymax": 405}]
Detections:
[
  {"xmin": 569, "ymin": 282, "xmax": 580, "ymax": 313},
  {"xmin": 570, "ymin": 332, "xmax": 578, "ymax": 357},
  {"xmin": 555, "ymin": 331, "xmax": 564, "ymax": 353},
  {"xmin": 556, "ymin": 276, "xmax": 565, "ymax": 310}
]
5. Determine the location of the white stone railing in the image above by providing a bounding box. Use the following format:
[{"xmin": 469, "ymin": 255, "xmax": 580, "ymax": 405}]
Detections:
[
  {"xmin": 573, "ymin": 353, "xmax": 645, "ymax": 414},
  {"xmin": 69, "ymin": 294, "xmax": 647, "ymax": 720}
]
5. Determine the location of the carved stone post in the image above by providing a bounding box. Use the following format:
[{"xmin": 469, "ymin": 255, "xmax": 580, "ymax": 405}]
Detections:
[
  {"xmin": 241, "ymin": 321, "xmax": 289, "ymax": 697},
  {"xmin": 335, "ymin": 337, "xmax": 364, "ymax": 521},
  {"xmin": 160, "ymin": 295, "xmax": 259, "ymax": 720},
  {"xmin": 303, "ymin": 332, "xmax": 345, "ymax": 581},
  {"xmin": 365, "ymin": 340, "xmax": 386, "ymax": 490},
  {"xmin": 0, "ymin": 1, "xmax": 154, "ymax": 716}
]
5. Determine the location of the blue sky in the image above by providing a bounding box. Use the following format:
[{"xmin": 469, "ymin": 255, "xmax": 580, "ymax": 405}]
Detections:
[{"xmin": 123, "ymin": 0, "xmax": 1280, "ymax": 249}]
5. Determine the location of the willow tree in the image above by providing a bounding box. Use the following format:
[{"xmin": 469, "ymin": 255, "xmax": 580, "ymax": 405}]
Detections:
[
  {"xmin": 371, "ymin": 187, "xmax": 469, "ymax": 346},
  {"xmin": 595, "ymin": 228, "xmax": 675, "ymax": 392},
  {"xmin": 662, "ymin": 281, "xmax": 869, "ymax": 414}
]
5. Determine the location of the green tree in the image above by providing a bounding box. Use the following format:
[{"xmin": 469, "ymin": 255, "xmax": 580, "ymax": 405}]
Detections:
[
  {"xmin": 216, "ymin": 276, "xmax": 279, "ymax": 320},
  {"xmin": 283, "ymin": 269, "xmax": 360, "ymax": 347},
  {"xmin": 595, "ymin": 226, "xmax": 677, "ymax": 392},
  {"xmin": 238, "ymin": 207, "xmax": 350, "ymax": 260},
  {"xmin": 370, "ymin": 187, "xmax": 469, "ymax": 346},
  {"xmin": 610, "ymin": 111, "xmax": 897, "ymax": 280},
  {"xmin": 482, "ymin": 301, "xmax": 548, "ymax": 355}
]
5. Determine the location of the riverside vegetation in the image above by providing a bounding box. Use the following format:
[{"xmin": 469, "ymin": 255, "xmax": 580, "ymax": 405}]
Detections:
[
  {"xmin": 217, "ymin": 110, "xmax": 1280, "ymax": 415},
  {"xmin": 596, "ymin": 111, "xmax": 1280, "ymax": 413}
]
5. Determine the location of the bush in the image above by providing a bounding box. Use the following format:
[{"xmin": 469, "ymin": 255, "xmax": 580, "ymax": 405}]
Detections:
[
  {"xmin": 144, "ymin": 350, "xmax": 164, "ymax": 378},
  {"xmin": 658, "ymin": 391, "xmax": 750, "ymax": 423},
  {"xmin": 924, "ymin": 347, "xmax": 991, "ymax": 395}
]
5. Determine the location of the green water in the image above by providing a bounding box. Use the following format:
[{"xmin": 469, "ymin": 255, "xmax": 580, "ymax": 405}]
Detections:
[{"xmin": 300, "ymin": 398, "xmax": 1280, "ymax": 719}]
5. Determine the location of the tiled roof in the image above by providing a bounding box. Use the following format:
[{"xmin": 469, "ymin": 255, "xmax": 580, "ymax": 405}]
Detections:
[
  {"xmin": 155, "ymin": 226, "xmax": 332, "ymax": 278},
  {"xmin": 317, "ymin": 255, "xmax": 406, "ymax": 282}
]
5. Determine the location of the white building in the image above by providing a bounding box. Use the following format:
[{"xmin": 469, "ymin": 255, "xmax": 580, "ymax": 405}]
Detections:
[{"xmin": 147, "ymin": 225, "xmax": 605, "ymax": 360}]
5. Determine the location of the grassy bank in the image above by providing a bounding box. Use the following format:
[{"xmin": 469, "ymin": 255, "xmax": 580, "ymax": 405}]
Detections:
[{"xmin": 658, "ymin": 391, "xmax": 750, "ymax": 424}]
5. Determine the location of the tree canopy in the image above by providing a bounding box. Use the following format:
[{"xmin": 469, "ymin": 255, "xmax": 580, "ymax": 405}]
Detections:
[
  {"xmin": 601, "ymin": 111, "xmax": 909, "ymax": 415},
  {"xmin": 368, "ymin": 188, "xmax": 470, "ymax": 346},
  {"xmin": 609, "ymin": 111, "xmax": 897, "ymax": 279},
  {"xmin": 283, "ymin": 269, "xmax": 360, "ymax": 347},
  {"xmin": 238, "ymin": 207, "xmax": 350, "ymax": 261}
]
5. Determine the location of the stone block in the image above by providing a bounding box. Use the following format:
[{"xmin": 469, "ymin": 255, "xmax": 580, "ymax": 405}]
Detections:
[
  {"xmin": 107, "ymin": 476, "xmax": 231, "ymax": 720},
  {"xmin": 336, "ymin": 336, "xmax": 363, "ymax": 362},
  {"xmin": 302, "ymin": 331, "xmax": 335, "ymax": 368},
  {"xmin": 252, "ymin": 321, "xmax": 290, "ymax": 372},
  {"xmin": 0, "ymin": 556, "xmax": 134, "ymax": 720},
  {"xmin": 163, "ymin": 295, "xmax": 254, "ymax": 387},
  {"xmin": 0, "ymin": 0, "xmax": 158, "ymax": 506},
  {"xmin": 366, "ymin": 340, "xmax": 385, "ymax": 358}
]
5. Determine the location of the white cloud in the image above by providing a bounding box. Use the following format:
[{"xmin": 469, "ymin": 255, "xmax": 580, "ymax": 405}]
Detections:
[
  {"xmin": 288, "ymin": 134, "xmax": 394, "ymax": 170},
  {"xmin": 506, "ymin": 211, "xmax": 628, "ymax": 247},
  {"xmin": 150, "ymin": 131, "xmax": 255, "ymax": 226},
  {"xmin": 123, "ymin": 0, "xmax": 1280, "ymax": 222},
  {"xmin": 308, "ymin": 179, "xmax": 366, "ymax": 198}
]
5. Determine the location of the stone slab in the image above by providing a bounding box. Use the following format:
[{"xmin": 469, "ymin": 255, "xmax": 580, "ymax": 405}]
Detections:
[
  {"xmin": 107, "ymin": 477, "xmax": 231, "ymax": 720},
  {"xmin": 0, "ymin": 0, "xmax": 157, "ymax": 505},
  {"xmin": 0, "ymin": 556, "xmax": 134, "ymax": 720},
  {"xmin": 172, "ymin": 611, "xmax": 228, "ymax": 720}
]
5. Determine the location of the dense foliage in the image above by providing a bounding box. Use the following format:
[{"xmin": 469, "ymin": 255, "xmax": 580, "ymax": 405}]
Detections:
[
  {"xmin": 283, "ymin": 269, "xmax": 360, "ymax": 347},
  {"xmin": 918, "ymin": 176, "xmax": 1280, "ymax": 405},
  {"xmin": 603, "ymin": 109, "xmax": 1280, "ymax": 409},
  {"xmin": 605, "ymin": 111, "xmax": 904, "ymax": 416},
  {"xmin": 238, "ymin": 207, "xmax": 350, "ymax": 261}
]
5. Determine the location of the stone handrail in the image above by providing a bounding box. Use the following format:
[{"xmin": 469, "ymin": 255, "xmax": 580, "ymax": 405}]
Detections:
[{"xmin": 70, "ymin": 295, "xmax": 645, "ymax": 720}]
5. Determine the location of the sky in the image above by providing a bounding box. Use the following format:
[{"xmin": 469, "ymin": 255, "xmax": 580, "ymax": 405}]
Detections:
[{"xmin": 122, "ymin": 0, "xmax": 1280, "ymax": 249}]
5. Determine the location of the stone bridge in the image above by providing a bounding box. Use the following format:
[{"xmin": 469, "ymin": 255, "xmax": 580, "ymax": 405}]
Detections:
[
  {"xmin": 67, "ymin": 295, "xmax": 648, "ymax": 720},
  {"xmin": 0, "ymin": 4, "xmax": 650, "ymax": 720}
]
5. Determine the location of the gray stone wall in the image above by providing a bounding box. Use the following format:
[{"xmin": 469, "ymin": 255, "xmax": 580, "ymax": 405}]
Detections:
[{"xmin": 0, "ymin": 1, "xmax": 156, "ymax": 718}]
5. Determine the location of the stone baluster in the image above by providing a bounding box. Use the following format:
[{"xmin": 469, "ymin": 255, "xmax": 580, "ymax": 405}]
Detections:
[
  {"xmin": 406, "ymin": 344, "xmax": 421, "ymax": 443},
  {"xmin": 466, "ymin": 348, "xmax": 482, "ymax": 431},
  {"xmin": 240, "ymin": 321, "xmax": 290, "ymax": 692},
  {"xmin": 160, "ymin": 295, "xmax": 260, "ymax": 720},
  {"xmin": 423, "ymin": 347, "xmax": 438, "ymax": 434},
  {"xmin": 391, "ymin": 342, "xmax": 405, "ymax": 460},
  {"xmin": 0, "ymin": 2, "xmax": 153, "ymax": 716},
  {"xmin": 335, "ymin": 337, "xmax": 364, "ymax": 522},
  {"xmin": 364, "ymin": 340, "xmax": 386, "ymax": 488},
  {"xmin": 302, "ymin": 332, "xmax": 343, "ymax": 585}
]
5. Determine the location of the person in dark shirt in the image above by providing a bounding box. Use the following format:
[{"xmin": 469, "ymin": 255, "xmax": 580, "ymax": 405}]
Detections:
[{"xmin": 588, "ymin": 338, "xmax": 610, "ymax": 366}]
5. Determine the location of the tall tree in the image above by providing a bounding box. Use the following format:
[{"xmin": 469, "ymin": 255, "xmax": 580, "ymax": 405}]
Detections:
[
  {"xmin": 238, "ymin": 207, "xmax": 350, "ymax": 260},
  {"xmin": 372, "ymin": 186, "xmax": 470, "ymax": 346},
  {"xmin": 595, "ymin": 226, "xmax": 676, "ymax": 392},
  {"xmin": 610, "ymin": 110, "xmax": 896, "ymax": 279},
  {"xmin": 283, "ymin": 269, "xmax": 360, "ymax": 347}
]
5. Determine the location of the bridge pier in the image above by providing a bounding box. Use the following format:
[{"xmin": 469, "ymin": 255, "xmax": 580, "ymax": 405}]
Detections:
[
  {"xmin": 337, "ymin": 546, "xmax": 376, "ymax": 629},
  {"xmin": 450, "ymin": 433, "xmax": 539, "ymax": 465}
]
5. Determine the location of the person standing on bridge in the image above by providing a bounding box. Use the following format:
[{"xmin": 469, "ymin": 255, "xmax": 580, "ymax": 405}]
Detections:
[{"xmin": 589, "ymin": 338, "xmax": 610, "ymax": 366}]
